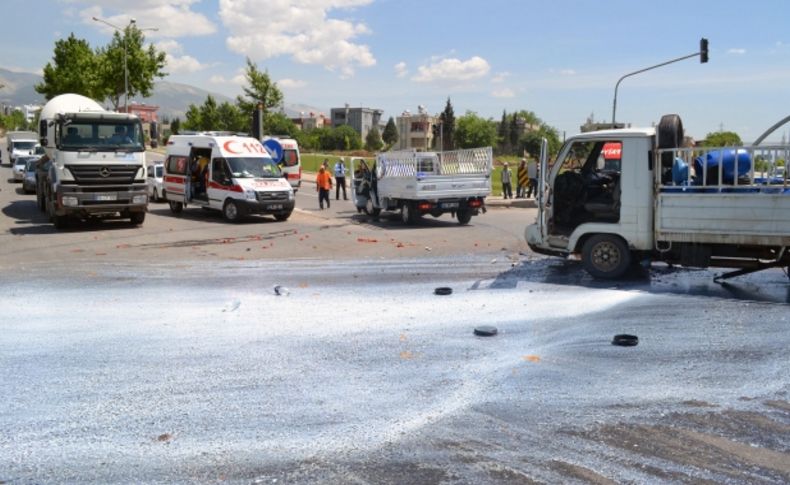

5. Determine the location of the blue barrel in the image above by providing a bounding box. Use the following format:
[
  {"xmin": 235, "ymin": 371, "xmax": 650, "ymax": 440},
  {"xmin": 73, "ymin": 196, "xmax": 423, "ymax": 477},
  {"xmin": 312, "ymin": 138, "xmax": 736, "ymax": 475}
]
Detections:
[{"xmin": 694, "ymin": 149, "xmax": 751, "ymax": 184}]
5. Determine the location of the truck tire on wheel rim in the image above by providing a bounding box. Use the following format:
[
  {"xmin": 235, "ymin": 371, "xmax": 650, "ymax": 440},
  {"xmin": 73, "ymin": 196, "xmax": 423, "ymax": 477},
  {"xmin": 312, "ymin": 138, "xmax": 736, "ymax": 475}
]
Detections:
[
  {"xmin": 169, "ymin": 201, "xmax": 183, "ymax": 214},
  {"xmin": 457, "ymin": 208, "xmax": 472, "ymax": 225},
  {"xmin": 582, "ymin": 234, "xmax": 631, "ymax": 279},
  {"xmin": 223, "ymin": 200, "xmax": 242, "ymax": 222},
  {"xmin": 401, "ymin": 202, "xmax": 416, "ymax": 224}
]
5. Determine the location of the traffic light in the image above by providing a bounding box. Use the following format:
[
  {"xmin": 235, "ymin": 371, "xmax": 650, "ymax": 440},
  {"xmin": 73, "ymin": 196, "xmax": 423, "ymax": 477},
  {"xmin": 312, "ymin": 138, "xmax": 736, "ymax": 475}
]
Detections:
[{"xmin": 700, "ymin": 38, "xmax": 709, "ymax": 63}]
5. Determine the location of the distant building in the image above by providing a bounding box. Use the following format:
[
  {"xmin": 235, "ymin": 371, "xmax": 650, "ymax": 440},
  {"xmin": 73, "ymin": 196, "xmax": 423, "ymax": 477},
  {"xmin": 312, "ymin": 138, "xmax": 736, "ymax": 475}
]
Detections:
[
  {"xmin": 580, "ymin": 113, "xmax": 630, "ymax": 132},
  {"xmin": 330, "ymin": 105, "xmax": 383, "ymax": 140},
  {"xmin": 291, "ymin": 112, "xmax": 329, "ymax": 131},
  {"xmin": 395, "ymin": 106, "xmax": 438, "ymax": 151},
  {"xmin": 119, "ymin": 103, "xmax": 160, "ymax": 144},
  {"xmin": 23, "ymin": 104, "xmax": 41, "ymax": 123}
]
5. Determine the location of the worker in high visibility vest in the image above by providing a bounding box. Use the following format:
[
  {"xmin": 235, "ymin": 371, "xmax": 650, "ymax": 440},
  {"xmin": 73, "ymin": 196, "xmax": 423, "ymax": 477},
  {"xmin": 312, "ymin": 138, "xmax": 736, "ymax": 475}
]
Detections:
[{"xmin": 316, "ymin": 165, "xmax": 333, "ymax": 209}]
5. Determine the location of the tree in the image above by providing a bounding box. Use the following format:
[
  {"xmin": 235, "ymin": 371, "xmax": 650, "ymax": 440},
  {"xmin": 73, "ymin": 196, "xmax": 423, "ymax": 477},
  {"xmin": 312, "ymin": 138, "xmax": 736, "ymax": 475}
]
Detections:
[
  {"xmin": 365, "ymin": 126, "xmax": 383, "ymax": 152},
  {"xmin": 95, "ymin": 25, "xmax": 166, "ymax": 110},
  {"xmin": 35, "ymin": 34, "xmax": 103, "ymax": 100},
  {"xmin": 183, "ymin": 96, "xmax": 250, "ymax": 132},
  {"xmin": 454, "ymin": 112, "xmax": 497, "ymax": 148},
  {"xmin": 439, "ymin": 97, "xmax": 455, "ymax": 150},
  {"xmin": 236, "ymin": 58, "xmax": 284, "ymax": 135},
  {"xmin": 497, "ymin": 110, "xmax": 509, "ymax": 154},
  {"xmin": 266, "ymin": 112, "xmax": 298, "ymax": 138},
  {"xmin": 318, "ymin": 125, "xmax": 362, "ymax": 151},
  {"xmin": 170, "ymin": 118, "xmax": 181, "ymax": 135},
  {"xmin": 703, "ymin": 131, "xmax": 742, "ymax": 147},
  {"xmin": 382, "ymin": 117, "xmax": 398, "ymax": 147}
]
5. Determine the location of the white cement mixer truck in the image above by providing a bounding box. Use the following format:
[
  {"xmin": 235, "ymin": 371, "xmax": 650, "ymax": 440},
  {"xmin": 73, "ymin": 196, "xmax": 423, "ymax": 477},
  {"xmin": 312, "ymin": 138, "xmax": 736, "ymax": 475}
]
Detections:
[{"xmin": 38, "ymin": 94, "xmax": 148, "ymax": 228}]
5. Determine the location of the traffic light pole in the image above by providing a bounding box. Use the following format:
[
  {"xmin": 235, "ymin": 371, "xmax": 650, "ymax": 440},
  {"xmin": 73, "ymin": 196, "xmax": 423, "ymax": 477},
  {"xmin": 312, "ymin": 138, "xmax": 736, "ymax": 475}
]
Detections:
[{"xmin": 612, "ymin": 38, "xmax": 708, "ymax": 126}]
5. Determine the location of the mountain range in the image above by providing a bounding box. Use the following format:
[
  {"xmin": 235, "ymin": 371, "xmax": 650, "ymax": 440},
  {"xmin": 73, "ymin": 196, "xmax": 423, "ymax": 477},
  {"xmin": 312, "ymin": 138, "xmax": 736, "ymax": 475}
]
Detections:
[{"xmin": 0, "ymin": 68, "xmax": 325, "ymax": 121}]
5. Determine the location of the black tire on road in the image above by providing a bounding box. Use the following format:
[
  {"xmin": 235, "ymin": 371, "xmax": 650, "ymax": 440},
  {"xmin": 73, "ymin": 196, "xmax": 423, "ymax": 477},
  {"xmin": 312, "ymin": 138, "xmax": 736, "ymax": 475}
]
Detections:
[
  {"xmin": 169, "ymin": 200, "xmax": 183, "ymax": 214},
  {"xmin": 401, "ymin": 201, "xmax": 417, "ymax": 225},
  {"xmin": 130, "ymin": 212, "xmax": 145, "ymax": 225},
  {"xmin": 223, "ymin": 199, "xmax": 244, "ymax": 222},
  {"xmin": 457, "ymin": 208, "xmax": 472, "ymax": 225},
  {"xmin": 363, "ymin": 198, "xmax": 381, "ymax": 217},
  {"xmin": 274, "ymin": 211, "xmax": 292, "ymax": 222},
  {"xmin": 582, "ymin": 234, "xmax": 632, "ymax": 280}
]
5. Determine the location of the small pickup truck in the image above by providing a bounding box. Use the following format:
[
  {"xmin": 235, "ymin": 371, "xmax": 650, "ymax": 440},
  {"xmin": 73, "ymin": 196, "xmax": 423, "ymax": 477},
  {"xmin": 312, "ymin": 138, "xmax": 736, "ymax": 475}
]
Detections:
[{"xmin": 351, "ymin": 147, "xmax": 493, "ymax": 225}]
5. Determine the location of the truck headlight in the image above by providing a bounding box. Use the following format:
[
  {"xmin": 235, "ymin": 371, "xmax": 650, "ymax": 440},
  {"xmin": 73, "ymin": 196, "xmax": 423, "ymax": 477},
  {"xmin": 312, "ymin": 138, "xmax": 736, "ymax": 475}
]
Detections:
[
  {"xmin": 62, "ymin": 196, "xmax": 79, "ymax": 207},
  {"xmin": 288, "ymin": 190, "xmax": 295, "ymax": 200},
  {"xmin": 132, "ymin": 195, "xmax": 148, "ymax": 204},
  {"xmin": 245, "ymin": 189, "xmax": 257, "ymax": 200}
]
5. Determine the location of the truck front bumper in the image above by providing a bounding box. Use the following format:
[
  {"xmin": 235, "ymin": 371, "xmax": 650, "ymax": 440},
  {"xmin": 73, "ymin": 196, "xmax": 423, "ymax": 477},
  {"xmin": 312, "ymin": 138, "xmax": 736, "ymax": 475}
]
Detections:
[
  {"xmin": 54, "ymin": 184, "xmax": 148, "ymax": 216},
  {"xmin": 239, "ymin": 199, "xmax": 295, "ymax": 214}
]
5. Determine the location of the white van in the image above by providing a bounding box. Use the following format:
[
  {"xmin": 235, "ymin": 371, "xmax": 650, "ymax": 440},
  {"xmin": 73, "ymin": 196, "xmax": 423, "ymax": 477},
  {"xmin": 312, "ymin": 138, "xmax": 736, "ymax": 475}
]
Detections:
[
  {"xmin": 163, "ymin": 133, "xmax": 295, "ymax": 222},
  {"xmin": 262, "ymin": 136, "xmax": 301, "ymax": 191}
]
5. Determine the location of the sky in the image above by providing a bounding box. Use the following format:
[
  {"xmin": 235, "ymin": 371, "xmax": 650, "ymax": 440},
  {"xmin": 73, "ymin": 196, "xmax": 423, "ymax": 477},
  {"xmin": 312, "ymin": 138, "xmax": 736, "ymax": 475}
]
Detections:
[{"xmin": 2, "ymin": 0, "xmax": 790, "ymax": 142}]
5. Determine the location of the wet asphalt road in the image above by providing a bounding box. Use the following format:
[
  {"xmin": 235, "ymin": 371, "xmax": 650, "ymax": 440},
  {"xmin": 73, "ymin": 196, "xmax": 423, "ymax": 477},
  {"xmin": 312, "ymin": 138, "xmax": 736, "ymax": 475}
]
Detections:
[{"xmin": 1, "ymin": 257, "xmax": 789, "ymax": 484}]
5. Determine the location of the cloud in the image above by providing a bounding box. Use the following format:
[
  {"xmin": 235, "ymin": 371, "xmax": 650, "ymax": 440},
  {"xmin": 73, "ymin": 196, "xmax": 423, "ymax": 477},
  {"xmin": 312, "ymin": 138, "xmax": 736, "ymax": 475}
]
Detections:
[
  {"xmin": 156, "ymin": 40, "xmax": 208, "ymax": 73},
  {"xmin": 491, "ymin": 71, "xmax": 510, "ymax": 83},
  {"xmin": 219, "ymin": 0, "xmax": 376, "ymax": 77},
  {"xmin": 395, "ymin": 61, "xmax": 408, "ymax": 78},
  {"xmin": 412, "ymin": 56, "xmax": 491, "ymax": 83},
  {"xmin": 278, "ymin": 78, "xmax": 307, "ymax": 89},
  {"xmin": 78, "ymin": 1, "xmax": 216, "ymax": 38},
  {"xmin": 727, "ymin": 48, "xmax": 746, "ymax": 55},
  {"xmin": 560, "ymin": 69, "xmax": 576, "ymax": 76},
  {"xmin": 491, "ymin": 88, "xmax": 515, "ymax": 98},
  {"xmin": 209, "ymin": 72, "xmax": 246, "ymax": 86}
]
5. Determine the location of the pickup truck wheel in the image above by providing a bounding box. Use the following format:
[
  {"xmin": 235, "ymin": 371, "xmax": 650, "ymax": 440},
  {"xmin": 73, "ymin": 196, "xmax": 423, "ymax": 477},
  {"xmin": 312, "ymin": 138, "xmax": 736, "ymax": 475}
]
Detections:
[
  {"xmin": 274, "ymin": 211, "xmax": 292, "ymax": 222},
  {"xmin": 130, "ymin": 212, "xmax": 145, "ymax": 225},
  {"xmin": 223, "ymin": 199, "xmax": 244, "ymax": 222},
  {"xmin": 401, "ymin": 201, "xmax": 417, "ymax": 225},
  {"xmin": 457, "ymin": 208, "xmax": 473, "ymax": 225},
  {"xmin": 582, "ymin": 234, "xmax": 631, "ymax": 279},
  {"xmin": 168, "ymin": 201, "xmax": 183, "ymax": 214},
  {"xmin": 364, "ymin": 198, "xmax": 381, "ymax": 217}
]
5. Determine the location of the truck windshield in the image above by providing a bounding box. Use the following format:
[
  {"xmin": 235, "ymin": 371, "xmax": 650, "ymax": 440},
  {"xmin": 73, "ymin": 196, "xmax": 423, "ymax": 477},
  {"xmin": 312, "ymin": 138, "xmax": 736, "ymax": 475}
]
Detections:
[
  {"xmin": 13, "ymin": 141, "xmax": 37, "ymax": 150},
  {"xmin": 59, "ymin": 120, "xmax": 144, "ymax": 152},
  {"xmin": 227, "ymin": 157, "xmax": 282, "ymax": 178}
]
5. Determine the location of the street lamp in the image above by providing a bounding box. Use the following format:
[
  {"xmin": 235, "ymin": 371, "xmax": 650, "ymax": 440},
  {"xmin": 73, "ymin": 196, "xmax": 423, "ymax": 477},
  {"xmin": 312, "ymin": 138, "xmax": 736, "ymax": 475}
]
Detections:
[
  {"xmin": 92, "ymin": 16, "xmax": 158, "ymax": 112},
  {"xmin": 611, "ymin": 38, "xmax": 709, "ymax": 126}
]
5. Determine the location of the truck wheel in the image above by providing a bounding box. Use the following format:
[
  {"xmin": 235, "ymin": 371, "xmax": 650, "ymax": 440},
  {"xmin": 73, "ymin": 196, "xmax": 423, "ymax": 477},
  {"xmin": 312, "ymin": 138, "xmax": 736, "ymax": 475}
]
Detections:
[
  {"xmin": 582, "ymin": 234, "xmax": 631, "ymax": 279},
  {"xmin": 169, "ymin": 201, "xmax": 183, "ymax": 214},
  {"xmin": 223, "ymin": 199, "xmax": 244, "ymax": 222},
  {"xmin": 401, "ymin": 201, "xmax": 417, "ymax": 225},
  {"xmin": 274, "ymin": 211, "xmax": 292, "ymax": 222},
  {"xmin": 457, "ymin": 208, "xmax": 473, "ymax": 225},
  {"xmin": 130, "ymin": 212, "xmax": 145, "ymax": 225},
  {"xmin": 52, "ymin": 214, "xmax": 69, "ymax": 230},
  {"xmin": 364, "ymin": 198, "xmax": 381, "ymax": 217}
]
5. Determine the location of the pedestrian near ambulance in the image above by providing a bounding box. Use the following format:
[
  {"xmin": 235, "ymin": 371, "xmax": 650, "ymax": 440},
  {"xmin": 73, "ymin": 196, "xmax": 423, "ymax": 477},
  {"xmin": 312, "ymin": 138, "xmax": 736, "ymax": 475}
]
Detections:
[
  {"xmin": 316, "ymin": 165, "xmax": 333, "ymax": 209},
  {"xmin": 527, "ymin": 158, "xmax": 538, "ymax": 198},
  {"xmin": 516, "ymin": 159, "xmax": 528, "ymax": 198},
  {"xmin": 501, "ymin": 162, "xmax": 513, "ymax": 199},
  {"xmin": 334, "ymin": 159, "xmax": 348, "ymax": 200}
]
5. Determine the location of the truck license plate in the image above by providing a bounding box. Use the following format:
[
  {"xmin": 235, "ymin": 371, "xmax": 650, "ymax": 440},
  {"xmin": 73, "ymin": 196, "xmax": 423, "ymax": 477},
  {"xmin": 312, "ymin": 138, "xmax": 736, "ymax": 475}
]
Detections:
[
  {"xmin": 95, "ymin": 194, "xmax": 117, "ymax": 201},
  {"xmin": 269, "ymin": 204, "xmax": 283, "ymax": 210},
  {"xmin": 442, "ymin": 202, "xmax": 459, "ymax": 209}
]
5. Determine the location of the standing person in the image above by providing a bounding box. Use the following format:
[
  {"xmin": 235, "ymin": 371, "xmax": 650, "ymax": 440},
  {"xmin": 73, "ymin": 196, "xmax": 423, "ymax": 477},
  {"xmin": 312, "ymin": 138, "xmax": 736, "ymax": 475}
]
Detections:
[
  {"xmin": 334, "ymin": 158, "xmax": 348, "ymax": 200},
  {"xmin": 527, "ymin": 158, "xmax": 538, "ymax": 198},
  {"xmin": 501, "ymin": 162, "xmax": 513, "ymax": 199},
  {"xmin": 516, "ymin": 159, "xmax": 528, "ymax": 198},
  {"xmin": 316, "ymin": 165, "xmax": 333, "ymax": 209}
]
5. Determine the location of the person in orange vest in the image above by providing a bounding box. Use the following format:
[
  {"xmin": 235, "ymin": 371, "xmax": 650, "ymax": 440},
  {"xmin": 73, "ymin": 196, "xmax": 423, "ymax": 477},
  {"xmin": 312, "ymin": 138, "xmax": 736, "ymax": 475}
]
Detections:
[{"xmin": 316, "ymin": 165, "xmax": 333, "ymax": 209}]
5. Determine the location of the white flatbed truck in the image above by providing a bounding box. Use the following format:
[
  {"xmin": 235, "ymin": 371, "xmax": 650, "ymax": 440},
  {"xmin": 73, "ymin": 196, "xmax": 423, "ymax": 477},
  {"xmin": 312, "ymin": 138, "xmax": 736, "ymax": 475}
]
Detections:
[
  {"xmin": 525, "ymin": 114, "xmax": 790, "ymax": 280},
  {"xmin": 351, "ymin": 147, "xmax": 493, "ymax": 225}
]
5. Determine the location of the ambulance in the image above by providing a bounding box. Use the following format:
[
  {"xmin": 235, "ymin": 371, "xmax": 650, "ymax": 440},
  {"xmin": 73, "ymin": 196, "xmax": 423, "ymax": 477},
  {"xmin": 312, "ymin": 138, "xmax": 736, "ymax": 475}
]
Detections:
[
  {"xmin": 262, "ymin": 136, "xmax": 301, "ymax": 191},
  {"xmin": 163, "ymin": 133, "xmax": 295, "ymax": 222}
]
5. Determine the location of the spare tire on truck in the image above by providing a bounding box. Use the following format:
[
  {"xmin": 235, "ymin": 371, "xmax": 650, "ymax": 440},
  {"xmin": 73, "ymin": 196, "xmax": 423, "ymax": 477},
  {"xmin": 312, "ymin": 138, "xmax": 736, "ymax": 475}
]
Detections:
[{"xmin": 657, "ymin": 114, "xmax": 684, "ymax": 182}]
